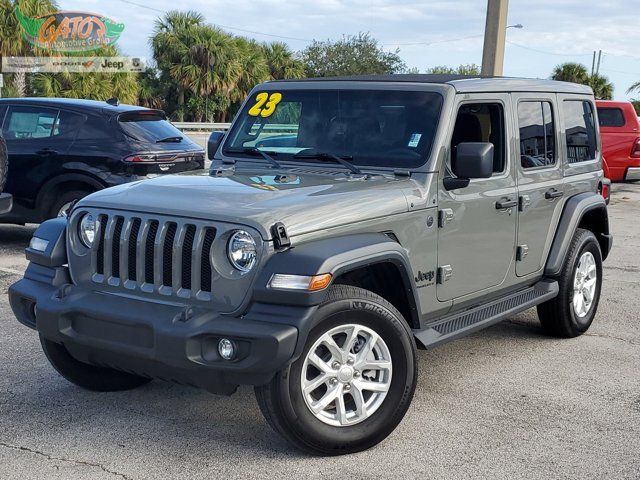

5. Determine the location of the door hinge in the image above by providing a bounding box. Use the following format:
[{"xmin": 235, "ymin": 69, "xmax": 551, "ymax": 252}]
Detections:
[
  {"xmin": 519, "ymin": 195, "xmax": 531, "ymax": 212},
  {"xmin": 437, "ymin": 265, "xmax": 453, "ymax": 284},
  {"xmin": 438, "ymin": 209, "xmax": 454, "ymax": 228},
  {"xmin": 516, "ymin": 245, "xmax": 529, "ymax": 261}
]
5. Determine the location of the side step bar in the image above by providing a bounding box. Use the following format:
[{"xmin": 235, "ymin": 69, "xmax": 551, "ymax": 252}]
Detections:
[{"xmin": 413, "ymin": 279, "xmax": 559, "ymax": 349}]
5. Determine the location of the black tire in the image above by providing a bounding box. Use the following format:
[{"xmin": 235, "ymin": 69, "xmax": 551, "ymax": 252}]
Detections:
[
  {"xmin": 45, "ymin": 189, "xmax": 92, "ymax": 220},
  {"xmin": 255, "ymin": 285, "xmax": 417, "ymax": 455},
  {"xmin": 0, "ymin": 136, "xmax": 7, "ymax": 193},
  {"xmin": 40, "ymin": 336, "xmax": 152, "ymax": 392},
  {"xmin": 537, "ymin": 228, "xmax": 603, "ymax": 337}
]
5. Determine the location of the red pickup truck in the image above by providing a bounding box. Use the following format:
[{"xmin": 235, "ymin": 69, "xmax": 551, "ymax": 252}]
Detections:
[{"xmin": 596, "ymin": 100, "xmax": 640, "ymax": 181}]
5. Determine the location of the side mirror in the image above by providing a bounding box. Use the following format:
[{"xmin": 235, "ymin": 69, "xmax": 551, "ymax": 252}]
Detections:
[
  {"xmin": 207, "ymin": 131, "xmax": 226, "ymax": 160},
  {"xmin": 454, "ymin": 142, "xmax": 494, "ymax": 179}
]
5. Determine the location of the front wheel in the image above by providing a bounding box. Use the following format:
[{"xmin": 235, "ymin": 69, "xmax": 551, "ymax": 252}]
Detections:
[
  {"xmin": 255, "ymin": 285, "xmax": 417, "ymax": 455},
  {"xmin": 537, "ymin": 228, "xmax": 603, "ymax": 337}
]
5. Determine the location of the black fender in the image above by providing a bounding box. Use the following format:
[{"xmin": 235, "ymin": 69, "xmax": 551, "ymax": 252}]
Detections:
[
  {"xmin": 250, "ymin": 232, "xmax": 421, "ymax": 360},
  {"xmin": 545, "ymin": 192, "xmax": 612, "ymax": 276},
  {"xmin": 36, "ymin": 172, "xmax": 106, "ymax": 217}
]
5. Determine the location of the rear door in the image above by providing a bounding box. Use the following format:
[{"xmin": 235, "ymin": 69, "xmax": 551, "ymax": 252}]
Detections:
[
  {"xmin": 1, "ymin": 105, "xmax": 75, "ymax": 206},
  {"xmin": 513, "ymin": 94, "xmax": 565, "ymax": 277}
]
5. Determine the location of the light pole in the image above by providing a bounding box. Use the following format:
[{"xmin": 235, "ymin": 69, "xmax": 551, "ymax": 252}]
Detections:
[{"xmin": 481, "ymin": 0, "xmax": 509, "ymax": 77}]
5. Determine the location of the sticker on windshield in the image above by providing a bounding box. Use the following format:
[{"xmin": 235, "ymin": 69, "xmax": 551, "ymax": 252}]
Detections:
[
  {"xmin": 408, "ymin": 133, "xmax": 422, "ymax": 148},
  {"xmin": 248, "ymin": 92, "xmax": 282, "ymax": 117}
]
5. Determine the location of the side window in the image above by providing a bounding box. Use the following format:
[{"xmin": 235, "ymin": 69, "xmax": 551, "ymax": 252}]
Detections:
[
  {"xmin": 597, "ymin": 107, "xmax": 625, "ymax": 127},
  {"xmin": 518, "ymin": 101, "xmax": 555, "ymax": 169},
  {"xmin": 563, "ymin": 100, "xmax": 597, "ymax": 163},
  {"xmin": 75, "ymin": 115, "xmax": 113, "ymax": 140},
  {"xmin": 2, "ymin": 106, "xmax": 59, "ymax": 139},
  {"xmin": 0, "ymin": 106, "xmax": 7, "ymax": 129},
  {"xmin": 450, "ymin": 103, "xmax": 505, "ymax": 175},
  {"xmin": 52, "ymin": 110, "xmax": 86, "ymax": 140}
]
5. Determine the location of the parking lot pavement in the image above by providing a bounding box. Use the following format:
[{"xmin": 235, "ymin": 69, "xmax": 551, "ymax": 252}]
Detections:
[{"xmin": 0, "ymin": 185, "xmax": 639, "ymax": 480}]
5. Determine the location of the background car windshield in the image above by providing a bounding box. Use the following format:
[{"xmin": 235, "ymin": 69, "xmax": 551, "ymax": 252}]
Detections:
[
  {"xmin": 224, "ymin": 89, "xmax": 443, "ymax": 169},
  {"xmin": 119, "ymin": 112, "xmax": 186, "ymax": 142}
]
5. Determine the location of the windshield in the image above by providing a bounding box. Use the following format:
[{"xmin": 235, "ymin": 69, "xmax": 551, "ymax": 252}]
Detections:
[
  {"xmin": 119, "ymin": 112, "xmax": 187, "ymax": 143},
  {"xmin": 223, "ymin": 89, "xmax": 443, "ymax": 169}
]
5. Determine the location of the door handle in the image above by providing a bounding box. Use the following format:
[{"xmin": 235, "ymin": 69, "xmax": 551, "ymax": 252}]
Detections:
[
  {"xmin": 495, "ymin": 198, "xmax": 518, "ymax": 210},
  {"xmin": 545, "ymin": 189, "xmax": 564, "ymax": 200},
  {"xmin": 36, "ymin": 148, "xmax": 57, "ymax": 156}
]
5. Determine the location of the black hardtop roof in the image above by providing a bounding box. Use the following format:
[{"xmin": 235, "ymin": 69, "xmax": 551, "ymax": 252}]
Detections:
[
  {"xmin": 0, "ymin": 97, "xmax": 159, "ymax": 115},
  {"xmin": 268, "ymin": 74, "xmax": 593, "ymax": 95}
]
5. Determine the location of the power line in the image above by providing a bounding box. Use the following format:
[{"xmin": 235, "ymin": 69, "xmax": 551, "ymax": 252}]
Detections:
[
  {"xmin": 115, "ymin": 0, "xmax": 314, "ymax": 42},
  {"xmin": 382, "ymin": 33, "xmax": 484, "ymax": 47},
  {"xmin": 506, "ymin": 40, "xmax": 592, "ymax": 57}
]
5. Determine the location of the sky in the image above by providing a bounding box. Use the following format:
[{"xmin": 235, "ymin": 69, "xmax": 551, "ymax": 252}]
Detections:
[{"xmin": 60, "ymin": 0, "xmax": 640, "ymax": 100}]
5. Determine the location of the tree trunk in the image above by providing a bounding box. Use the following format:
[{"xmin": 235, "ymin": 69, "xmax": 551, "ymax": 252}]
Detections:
[
  {"xmin": 177, "ymin": 88, "xmax": 185, "ymax": 122},
  {"xmin": 13, "ymin": 72, "xmax": 26, "ymax": 97}
]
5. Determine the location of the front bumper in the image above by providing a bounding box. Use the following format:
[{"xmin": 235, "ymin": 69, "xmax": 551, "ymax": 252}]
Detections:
[
  {"xmin": 626, "ymin": 167, "xmax": 640, "ymax": 181},
  {"xmin": 9, "ymin": 267, "xmax": 306, "ymax": 395}
]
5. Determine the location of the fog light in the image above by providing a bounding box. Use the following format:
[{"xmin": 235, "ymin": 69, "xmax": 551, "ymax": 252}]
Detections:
[{"xmin": 218, "ymin": 338, "xmax": 236, "ymax": 360}]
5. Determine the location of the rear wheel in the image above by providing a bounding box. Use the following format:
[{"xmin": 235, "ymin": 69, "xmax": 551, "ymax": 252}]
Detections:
[
  {"xmin": 537, "ymin": 228, "xmax": 602, "ymax": 337},
  {"xmin": 40, "ymin": 336, "xmax": 152, "ymax": 392},
  {"xmin": 255, "ymin": 285, "xmax": 417, "ymax": 455},
  {"xmin": 46, "ymin": 189, "xmax": 92, "ymax": 220}
]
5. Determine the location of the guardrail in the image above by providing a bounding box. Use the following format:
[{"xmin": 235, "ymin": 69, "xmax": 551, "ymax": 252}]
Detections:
[{"xmin": 172, "ymin": 122, "xmax": 231, "ymax": 132}]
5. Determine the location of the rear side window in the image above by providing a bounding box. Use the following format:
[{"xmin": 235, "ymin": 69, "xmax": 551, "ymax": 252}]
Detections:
[
  {"xmin": 3, "ymin": 106, "xmax": 58, "ymax": 139},
  {"xmin": 597, "ymin": 107, "xmax": 625, "ymax": 127},
  {"xmin": 76, "ymin": 115, "xmax": 113, "ymax": 140},
  {"xmin": 119, "ymin": 112, "xmax": 186, "ymax": 143},
  {"xmin": 563, "ymin": 100, "xmax": 597, "ymax": 163},
  {"xmin": 52, "ymin": 110, "xmax": 86, "ymax": 139},
  {"xmin": 518, "ymin": 101, "xmax": 555, "ymax": 169}
]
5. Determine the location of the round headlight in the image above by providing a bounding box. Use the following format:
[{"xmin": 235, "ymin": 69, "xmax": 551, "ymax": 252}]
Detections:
[
  {"xmin": 227, "ymin": 230, "xmax": 257, "ymax": 272},
  {"xmin": 78, "ymin": 213, "xmax": 97, "ymax": 248}
]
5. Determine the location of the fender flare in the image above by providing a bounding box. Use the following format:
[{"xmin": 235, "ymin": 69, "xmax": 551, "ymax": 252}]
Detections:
[
  {"xmin": 545, "ymin": 192, "xmax": 611, "ymax": 276},
  {"xmin": 250, "ymin": 233, "xmax": 421, "ymax": 351}
]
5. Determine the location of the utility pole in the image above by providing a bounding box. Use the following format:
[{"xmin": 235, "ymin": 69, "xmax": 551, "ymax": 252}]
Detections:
[
  {"xmin": 481, "ymin": 0, "xmax": 509, "ymax": 76},
  {"xmin": 595, "ymin": 50, "xmax": 602, "ymax": 76},
  {"xmin": 591, "ymin": 51, "xmax": 596, "ymax": 76}
]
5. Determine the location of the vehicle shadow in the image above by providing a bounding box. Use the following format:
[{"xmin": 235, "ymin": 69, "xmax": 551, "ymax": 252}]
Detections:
[
  {"xmin": 0, "ymin": 224, "xmax": 37, "ymax": 249},
  {"xmin": 1, "ymin": 312, "xmax": 551, "ymax": 462}
]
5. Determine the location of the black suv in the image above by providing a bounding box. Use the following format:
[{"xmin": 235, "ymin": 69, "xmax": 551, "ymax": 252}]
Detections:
[{"xmin": 0, "ymin": 98, "xmax": 204, "ymax": 223}]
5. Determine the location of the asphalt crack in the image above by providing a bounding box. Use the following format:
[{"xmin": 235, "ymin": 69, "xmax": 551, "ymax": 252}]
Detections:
[
  {"xmin": 0, "ymin": 442, "xmax": 134, "ymax": 480},
  {"xmin": 584, "ymin": 332, "xmax": 640, "ymax": 347}
]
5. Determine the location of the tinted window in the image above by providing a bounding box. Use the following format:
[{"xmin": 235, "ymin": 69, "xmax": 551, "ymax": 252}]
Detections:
[
  {"xmin": 76, "ymin": 115, "xmax": 113, "ymax": 140},
  {"xmin": 225, "ymin": 89, "xmax": 444, "ymax": 169},
  {"xmin": 450, "ymin": 103, "xmax": 505, "ymax": 174},
  {"xmin": 52, "ymin": 110, "xmax": 85, "ymax": 140},
  {"xmin": 3, "ymin": 106, "xmax": 58, "ymax": 139},
  {"xmin": 0, "ymin": 106, "xmax": 7, "ymax": 129},
  {"xmin": 564, "ymin": 101, "xmax": 597, "ymax": 163},
  {"xmin": 518, "ymin": 101, "xmax": 555, "ymax": 168},
  {"xmin": 119, "ymin": 112, "xmax": 186, "ymax": 143},
  {"xmin": 597, "ymin": 107, "xmax": 625, "ymax": 127}
]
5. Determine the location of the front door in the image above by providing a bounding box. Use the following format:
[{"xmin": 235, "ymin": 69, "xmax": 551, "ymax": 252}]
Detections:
[
  {"xmin": 437, "ymin": 94, "xmax": 517, "ymax": 302},
  {"xmin": 512, "ymin": 94, "xmax": 564, "ymax": 277}
]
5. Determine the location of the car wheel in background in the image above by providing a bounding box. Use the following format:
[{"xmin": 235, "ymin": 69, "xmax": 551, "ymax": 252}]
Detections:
[{"xmin": 46, "ymin": 190, "xmax": 93, "ymax": 220}]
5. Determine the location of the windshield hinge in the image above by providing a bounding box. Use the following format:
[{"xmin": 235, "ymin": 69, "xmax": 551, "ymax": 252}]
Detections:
[{"xmin": 271, "ymin": 222, "xmax": 291, "ymax": 250}]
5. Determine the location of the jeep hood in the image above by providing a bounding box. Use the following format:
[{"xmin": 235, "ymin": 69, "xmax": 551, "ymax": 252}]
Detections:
[{"xmin": 78, "ymin": 169, "xmax": 412, "ymax": 240}]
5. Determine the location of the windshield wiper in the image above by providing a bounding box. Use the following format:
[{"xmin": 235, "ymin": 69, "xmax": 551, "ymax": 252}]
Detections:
[
  {"xmin": 293, "ymin": 151, "xmax": 362, "ymax": 174},
  {"xmin": 224, "ymin": 147, "xmax": 282, "ymax": 168},
  {"xmin": 156, "ymin": 136, "xmax": 183, "ymax": 143}
]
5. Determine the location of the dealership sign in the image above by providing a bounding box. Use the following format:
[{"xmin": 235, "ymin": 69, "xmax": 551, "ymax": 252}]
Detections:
[{"xmin": 15, "ymin": 6, "xmax": 124, "ymax": 52}]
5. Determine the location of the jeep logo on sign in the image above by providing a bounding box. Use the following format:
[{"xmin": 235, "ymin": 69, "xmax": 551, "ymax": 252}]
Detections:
[{"xmin": 15, "ymin": 6, "xmax": 124, "ymax": 52}]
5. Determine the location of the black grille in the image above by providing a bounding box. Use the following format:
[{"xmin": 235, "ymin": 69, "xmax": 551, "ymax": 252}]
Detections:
[
  {"xmin": 181, "ymin": 225, "xmax": 196, "ymax": 290},
  {"xmin": 96, "ymin": 215, "xmax": 107, "ymax": 274},
  {"xmin": 128, "ymin": 218, "xmax": 141, "ymax": 281},
  {"xmin": 111, "ymin": 217, "xmax": 124, "ymax": 278},
  {"xmin": 201, "ymin": 228, "xmax": 215, "ymax": 292},
  {"xmin": 90, "ymin": 215, "xmax": 217, "ymax": 297},
  {"xmin": 145, "ymin": 220, "xmax": 159, "ymax": 284},
  {"xmin": 162, "ymin": 223, "xmax": 177, "ymax": 287}
]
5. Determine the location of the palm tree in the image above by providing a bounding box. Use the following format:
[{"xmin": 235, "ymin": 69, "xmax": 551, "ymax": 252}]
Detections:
[
  {"xmin": 233, "ymin": 38, "xmax": 269, "ymax": 101},
  {"xmin": 587, "ymin": 73, "xmax": 614, "ymax": 100},
  {"xmin": 551, "ymin": 62, "xmax": 589, "ymax": 84},
  {"xmin": 262, "ymin": 42, "xmax": 305, "ymax": 80},
  {"xmin": 0, "ymin": 0, "xmax": 58, "ymax": 97},
  {"xmin": 151, "ymin": 11, "xmax": 205, "ymax": 120},
  {"xmin": 627, "ymin": 81, "xmax": 640, "ymax": 96}
]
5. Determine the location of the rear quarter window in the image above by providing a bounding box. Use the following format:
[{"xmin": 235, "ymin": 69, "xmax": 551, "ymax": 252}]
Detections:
[
  {"xmin": 597, "ymin": 107, "xmax": 625, "ymax": 127},
  {"xmin": 563, "ymin": 100, "xmax": 598, "ymax": 163}
]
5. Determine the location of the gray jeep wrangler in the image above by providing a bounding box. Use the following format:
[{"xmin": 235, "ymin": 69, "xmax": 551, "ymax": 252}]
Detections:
[{"xmin": 9, "ymin": 75, "xmax": 612, "ymax": 455}]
